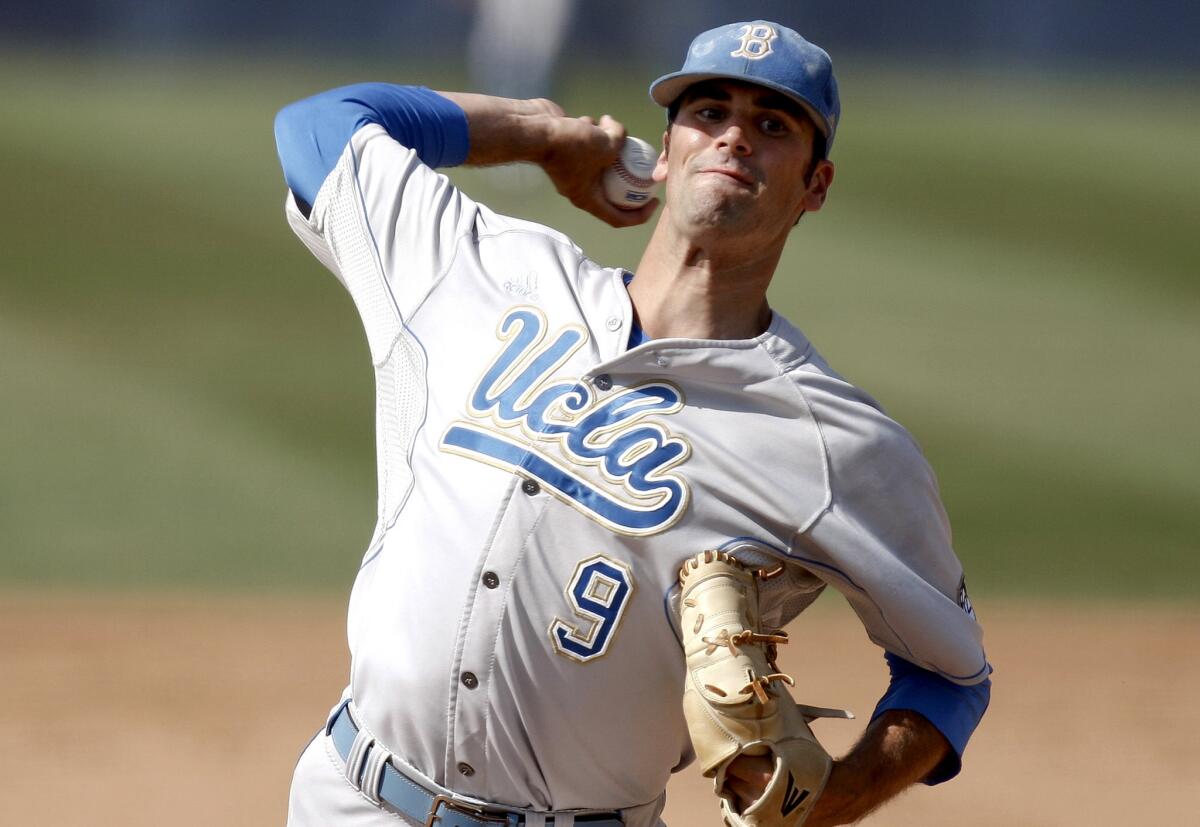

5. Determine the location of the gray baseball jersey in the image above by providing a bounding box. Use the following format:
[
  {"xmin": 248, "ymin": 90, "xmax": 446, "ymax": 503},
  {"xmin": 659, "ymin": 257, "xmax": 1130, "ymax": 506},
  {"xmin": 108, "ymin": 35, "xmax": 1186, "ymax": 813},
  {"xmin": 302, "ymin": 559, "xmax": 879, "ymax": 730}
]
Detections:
[{"xmin": 284, "ymin": 122, "xmax": 988, "ymax": 814}]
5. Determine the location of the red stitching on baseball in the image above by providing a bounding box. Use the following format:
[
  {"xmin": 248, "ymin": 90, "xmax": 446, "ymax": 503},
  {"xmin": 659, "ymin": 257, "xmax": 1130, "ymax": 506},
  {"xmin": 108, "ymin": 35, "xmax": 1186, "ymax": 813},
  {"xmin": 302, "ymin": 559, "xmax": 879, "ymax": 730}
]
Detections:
[{"xmin": 614, "ymin": 159, "xmax": 654, "ymax": 189}]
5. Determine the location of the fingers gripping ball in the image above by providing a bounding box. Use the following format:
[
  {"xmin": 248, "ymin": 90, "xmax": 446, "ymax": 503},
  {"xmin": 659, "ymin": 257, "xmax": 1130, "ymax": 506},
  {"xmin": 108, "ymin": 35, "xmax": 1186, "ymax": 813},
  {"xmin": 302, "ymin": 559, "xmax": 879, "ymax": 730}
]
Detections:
[
  {"xmin": 679, "ymin": 551, "xmax": 832, "ymax": 827},
  {"xmin": 603, "ymin": 136, "xmax": 659, "ymax": 209}
]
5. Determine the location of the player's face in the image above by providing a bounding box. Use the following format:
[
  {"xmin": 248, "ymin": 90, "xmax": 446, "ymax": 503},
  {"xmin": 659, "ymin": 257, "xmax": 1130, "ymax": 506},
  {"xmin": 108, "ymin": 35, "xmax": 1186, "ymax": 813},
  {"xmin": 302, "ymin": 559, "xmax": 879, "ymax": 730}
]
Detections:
[{"xmin": 654, "ymin": 81, "xmax": 834, "ymax": 246}]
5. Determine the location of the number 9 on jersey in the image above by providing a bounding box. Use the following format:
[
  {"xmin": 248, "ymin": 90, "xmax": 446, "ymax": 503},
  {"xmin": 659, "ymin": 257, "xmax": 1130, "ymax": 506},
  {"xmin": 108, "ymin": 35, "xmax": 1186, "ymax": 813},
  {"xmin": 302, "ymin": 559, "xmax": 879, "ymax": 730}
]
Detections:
[{"xmin": 550, "ymin": 555, "xmax": 635, "ymax": 663}]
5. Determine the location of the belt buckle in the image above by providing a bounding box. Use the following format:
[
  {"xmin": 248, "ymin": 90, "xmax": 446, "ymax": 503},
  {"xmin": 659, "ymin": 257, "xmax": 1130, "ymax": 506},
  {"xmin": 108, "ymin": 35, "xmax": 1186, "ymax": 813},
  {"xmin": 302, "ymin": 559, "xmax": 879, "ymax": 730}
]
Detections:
[{"xmin": 425, "ymin": 794, "xmax": 511, "ymax": 827}]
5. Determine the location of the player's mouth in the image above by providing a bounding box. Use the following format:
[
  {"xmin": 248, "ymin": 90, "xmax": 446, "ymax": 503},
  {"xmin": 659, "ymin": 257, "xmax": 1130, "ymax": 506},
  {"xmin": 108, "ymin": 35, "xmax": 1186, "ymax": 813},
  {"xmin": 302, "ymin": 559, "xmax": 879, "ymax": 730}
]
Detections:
[{"xmin": 698, "ymin": 166, "xmax": 756, "ymax": 187}]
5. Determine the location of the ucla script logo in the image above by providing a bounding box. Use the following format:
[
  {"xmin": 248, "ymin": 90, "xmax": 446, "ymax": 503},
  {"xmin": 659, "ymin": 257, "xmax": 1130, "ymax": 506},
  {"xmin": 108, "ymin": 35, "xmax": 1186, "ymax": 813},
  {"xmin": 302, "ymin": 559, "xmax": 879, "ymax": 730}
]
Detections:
[{"xmin": 440, "ymin": 307, "xmax": 691, "ymax": 536}]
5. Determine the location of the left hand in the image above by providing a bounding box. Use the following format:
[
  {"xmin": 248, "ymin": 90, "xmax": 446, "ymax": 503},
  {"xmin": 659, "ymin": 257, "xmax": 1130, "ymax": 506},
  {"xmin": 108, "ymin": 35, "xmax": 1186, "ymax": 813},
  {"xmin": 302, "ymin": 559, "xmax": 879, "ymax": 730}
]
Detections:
[
  {"xmin": 729, "ymin": 711, "xmax": 952, "ymax": 827},
  {"xmin": 727, "ymin": 754, "xmax": 851, "ymax": 827},
  {"xmin": 723, "ymin": 753, "xmax": 775, "ymax": 812}
]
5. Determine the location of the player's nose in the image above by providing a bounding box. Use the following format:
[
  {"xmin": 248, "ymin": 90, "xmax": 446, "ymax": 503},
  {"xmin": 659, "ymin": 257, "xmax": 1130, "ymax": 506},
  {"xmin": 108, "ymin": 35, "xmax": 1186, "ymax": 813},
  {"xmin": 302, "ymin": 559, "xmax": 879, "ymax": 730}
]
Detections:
[{"xmin": 715, "ymin": 122, "xmax": 752, "ymax": 156}]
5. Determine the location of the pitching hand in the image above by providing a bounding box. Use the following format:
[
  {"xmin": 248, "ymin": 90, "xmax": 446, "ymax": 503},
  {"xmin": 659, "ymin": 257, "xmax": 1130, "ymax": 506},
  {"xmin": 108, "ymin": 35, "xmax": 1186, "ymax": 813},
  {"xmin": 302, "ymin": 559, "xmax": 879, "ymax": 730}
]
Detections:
[{"xmin": 540, "ymin": 111, "xmax": 659, "ymax": 228}]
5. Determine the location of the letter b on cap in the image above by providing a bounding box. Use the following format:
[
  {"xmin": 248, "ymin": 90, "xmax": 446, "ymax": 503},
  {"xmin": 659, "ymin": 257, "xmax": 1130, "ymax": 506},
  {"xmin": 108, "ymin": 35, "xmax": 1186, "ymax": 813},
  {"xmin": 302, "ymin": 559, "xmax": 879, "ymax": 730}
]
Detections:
[{"xmin": 731, "ymin": 24, "xmax": 777, "ymax": 60}]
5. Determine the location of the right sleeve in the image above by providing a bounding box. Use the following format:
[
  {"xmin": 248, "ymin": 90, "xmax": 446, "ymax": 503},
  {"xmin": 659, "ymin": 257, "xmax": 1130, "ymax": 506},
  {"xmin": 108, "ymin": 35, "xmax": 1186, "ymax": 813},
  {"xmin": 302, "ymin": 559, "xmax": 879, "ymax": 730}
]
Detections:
[
  {"xmin": 273, "ymin": 84, "xmax": 469, "ymax": 211},
  {"xmin": 275, "ymin": 85, "xmax": 479, "ymax": 343},
  {"xmin": 275, "ymin": 87, "xmax": 484, "ymax": 528}
]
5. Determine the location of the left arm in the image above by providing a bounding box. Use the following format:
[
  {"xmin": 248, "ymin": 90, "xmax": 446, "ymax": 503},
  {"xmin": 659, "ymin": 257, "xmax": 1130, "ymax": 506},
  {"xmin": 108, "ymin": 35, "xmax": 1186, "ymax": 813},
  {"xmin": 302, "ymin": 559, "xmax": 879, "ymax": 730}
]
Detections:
[
  {"xmin": 724, "ymin": 710, "xmax": 950, "ymax": 826},
  {"xmin": 727, "ymin": 658, "xmax": 991, "ymax": 824},
  {"xmin": 718, "ymin": 370, "xmax": 993, "ymax": 822},
  {"xmin": 806, "ymin": 710, "xmax": 950, "ymax": 826}
]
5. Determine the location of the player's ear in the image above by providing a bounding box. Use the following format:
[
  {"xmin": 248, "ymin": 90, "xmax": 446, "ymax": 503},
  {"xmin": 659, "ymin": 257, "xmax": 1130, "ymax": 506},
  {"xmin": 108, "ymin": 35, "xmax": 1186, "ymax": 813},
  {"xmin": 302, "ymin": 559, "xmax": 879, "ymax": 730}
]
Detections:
[
  {"xmin": 652, "ymin": 130, "xmax": 669, "ymax": 183},
  {"xmin": 801, "ymin": 159, "xmax": 835, "ymax": 213}
]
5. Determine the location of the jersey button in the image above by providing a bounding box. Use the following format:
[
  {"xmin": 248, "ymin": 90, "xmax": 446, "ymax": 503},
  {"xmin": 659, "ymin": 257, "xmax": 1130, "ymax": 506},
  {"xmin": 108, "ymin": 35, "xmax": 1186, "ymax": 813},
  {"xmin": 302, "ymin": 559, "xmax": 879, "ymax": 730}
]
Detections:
[
  {"xmin": 461, "ymin": 672, "xmax": 479, "ymax": 689},
  {"xmin": 482, "ymin": 571, "xmax": 500, "ymax": 589},
  {"xmin": 457, "ymin": 762, "xmax": 475, "ymax": 777},
  {"xmin": 605, "ymin": 316, "xmax": 622, "ymax": 331},
  {"xmin": 521, "ymin": 479, "xmax": 540, "ymax": 496},
  {"xmin": 594, "ymin": 374, "xmax": 613, "ymax": 391}
]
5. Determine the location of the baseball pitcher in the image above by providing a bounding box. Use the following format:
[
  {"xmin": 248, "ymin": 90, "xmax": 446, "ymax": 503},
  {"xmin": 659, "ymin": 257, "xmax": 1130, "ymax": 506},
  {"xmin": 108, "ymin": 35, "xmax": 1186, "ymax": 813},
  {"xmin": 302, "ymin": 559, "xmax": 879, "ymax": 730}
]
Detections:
[{"xmin": 272, "ymin": 20, "xmax": 991, "ymax": 827}]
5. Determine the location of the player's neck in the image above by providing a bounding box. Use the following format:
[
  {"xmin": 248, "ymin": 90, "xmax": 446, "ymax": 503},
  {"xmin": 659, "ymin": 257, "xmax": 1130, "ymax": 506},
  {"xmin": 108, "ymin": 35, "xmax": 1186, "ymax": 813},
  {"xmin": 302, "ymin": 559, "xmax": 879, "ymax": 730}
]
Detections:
[{"xmin": 630, "ymin": 216, "xmax": 779, "ymax": 341}]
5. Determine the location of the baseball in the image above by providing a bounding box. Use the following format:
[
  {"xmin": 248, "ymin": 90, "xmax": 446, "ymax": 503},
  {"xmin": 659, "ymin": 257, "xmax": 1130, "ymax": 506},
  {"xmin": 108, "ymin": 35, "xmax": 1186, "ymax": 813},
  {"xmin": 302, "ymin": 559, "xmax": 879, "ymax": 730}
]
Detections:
[{"xmin": 603, "ymin": 136, "xmax": 660, "ymax": 209}]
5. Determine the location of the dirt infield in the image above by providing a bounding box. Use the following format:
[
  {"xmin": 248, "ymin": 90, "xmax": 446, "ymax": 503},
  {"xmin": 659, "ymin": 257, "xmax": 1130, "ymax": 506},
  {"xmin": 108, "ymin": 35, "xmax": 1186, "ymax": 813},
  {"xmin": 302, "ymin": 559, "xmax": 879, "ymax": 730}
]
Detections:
[{"xmin": 1, "ymin": 592, "xmax": 1194, "ymax": 826}]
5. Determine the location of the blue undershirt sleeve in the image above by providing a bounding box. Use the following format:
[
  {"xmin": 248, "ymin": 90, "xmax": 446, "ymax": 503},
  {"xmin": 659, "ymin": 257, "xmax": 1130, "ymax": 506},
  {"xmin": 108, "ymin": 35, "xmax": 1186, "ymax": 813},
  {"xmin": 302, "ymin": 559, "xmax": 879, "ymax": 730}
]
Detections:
[
  {"xmin": 872, "ymin": 651, "xmax": 992, "ymax": 785},
  {"xmin": 273, "ymin": 84, "xmax": 470, "ymax": 211}
]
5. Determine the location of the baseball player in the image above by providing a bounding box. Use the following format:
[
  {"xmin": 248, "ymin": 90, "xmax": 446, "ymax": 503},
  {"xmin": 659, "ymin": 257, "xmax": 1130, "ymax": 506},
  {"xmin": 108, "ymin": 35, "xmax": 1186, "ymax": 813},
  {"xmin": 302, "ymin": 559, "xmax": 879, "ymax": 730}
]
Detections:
[{"xmin": 273, "ymin": 20, "xmax": 991, "ymax": 827}]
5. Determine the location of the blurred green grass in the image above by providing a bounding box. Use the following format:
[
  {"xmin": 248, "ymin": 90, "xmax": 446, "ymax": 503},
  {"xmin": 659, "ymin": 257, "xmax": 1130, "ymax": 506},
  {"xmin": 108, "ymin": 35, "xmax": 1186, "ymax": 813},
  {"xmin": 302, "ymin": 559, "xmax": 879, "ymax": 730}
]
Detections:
[{"xmin": 1, "ymin": 51, "xmax": 1196, "ymax": 597}]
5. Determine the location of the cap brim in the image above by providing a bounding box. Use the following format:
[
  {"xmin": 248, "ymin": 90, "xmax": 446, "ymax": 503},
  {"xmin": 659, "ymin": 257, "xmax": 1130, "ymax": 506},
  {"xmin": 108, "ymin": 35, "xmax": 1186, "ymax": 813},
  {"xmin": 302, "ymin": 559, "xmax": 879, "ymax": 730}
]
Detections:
[{"xmin": 649, "ymin": 71, "xmax": 832, "ymax": 141}]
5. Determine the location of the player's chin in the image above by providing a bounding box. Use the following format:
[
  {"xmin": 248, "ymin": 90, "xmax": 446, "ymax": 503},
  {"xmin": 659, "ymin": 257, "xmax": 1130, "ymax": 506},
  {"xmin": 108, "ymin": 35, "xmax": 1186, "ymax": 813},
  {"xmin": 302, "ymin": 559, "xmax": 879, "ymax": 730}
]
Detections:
[
  {"xmin": 681, "ymin": 193, "xmax": 756, "ymax": 230},
  {"xmin": 689, "ymin": 179, "xmax": 759, "ymax": 216}
]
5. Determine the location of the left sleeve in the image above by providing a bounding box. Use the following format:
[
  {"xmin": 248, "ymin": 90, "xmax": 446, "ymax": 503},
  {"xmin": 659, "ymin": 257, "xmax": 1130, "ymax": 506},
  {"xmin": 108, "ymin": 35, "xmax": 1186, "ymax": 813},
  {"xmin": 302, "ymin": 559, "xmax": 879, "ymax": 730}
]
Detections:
[
  {"xmin": 793, "ymin": 375, "xmax": 991, "ymax": 686},
  {"xmin": 872, "ymin": 652, "xmax": 992, "ymax": 784}
]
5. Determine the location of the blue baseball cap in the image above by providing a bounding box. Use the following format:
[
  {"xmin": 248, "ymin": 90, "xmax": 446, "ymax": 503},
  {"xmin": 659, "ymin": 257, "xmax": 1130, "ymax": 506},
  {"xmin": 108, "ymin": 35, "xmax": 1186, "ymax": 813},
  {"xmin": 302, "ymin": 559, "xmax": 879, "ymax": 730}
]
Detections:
[{"xmin": 649, "ymin": 21, "xmax": 840, "ymax": 153}]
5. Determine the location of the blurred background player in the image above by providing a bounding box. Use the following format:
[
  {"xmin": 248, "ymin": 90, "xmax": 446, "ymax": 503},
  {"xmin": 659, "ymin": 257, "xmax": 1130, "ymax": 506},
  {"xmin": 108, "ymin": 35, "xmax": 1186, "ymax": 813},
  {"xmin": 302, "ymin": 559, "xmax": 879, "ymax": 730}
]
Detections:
[{"xmin": 467, "ymin": 0, "xmax": 577, "ymax": 101}]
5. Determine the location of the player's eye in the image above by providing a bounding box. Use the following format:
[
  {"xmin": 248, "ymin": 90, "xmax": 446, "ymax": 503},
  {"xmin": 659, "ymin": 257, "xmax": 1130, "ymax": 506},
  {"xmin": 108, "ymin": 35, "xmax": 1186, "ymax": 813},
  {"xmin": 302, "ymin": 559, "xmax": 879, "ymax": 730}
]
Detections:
[
  {"xmin": 694, "ymin": 105, "xmax": 724, "ymax": 122},
  {"xmin": 760, "ymin": 117, "xmax": 789, "ymax": 136}
]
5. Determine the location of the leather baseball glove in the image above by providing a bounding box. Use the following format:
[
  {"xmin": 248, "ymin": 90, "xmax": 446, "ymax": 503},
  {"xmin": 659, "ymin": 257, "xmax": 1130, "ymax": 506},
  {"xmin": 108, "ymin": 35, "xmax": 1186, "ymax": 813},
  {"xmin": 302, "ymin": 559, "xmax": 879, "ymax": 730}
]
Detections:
[{"xmin": 679, "ymin": 550, "xmax": 846, "ymax": 827}]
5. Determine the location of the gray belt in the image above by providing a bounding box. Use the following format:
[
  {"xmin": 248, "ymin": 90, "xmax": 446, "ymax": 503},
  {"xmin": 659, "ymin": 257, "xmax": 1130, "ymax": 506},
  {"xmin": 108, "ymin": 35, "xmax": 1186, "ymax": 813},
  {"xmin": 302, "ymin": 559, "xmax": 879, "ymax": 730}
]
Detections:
[{"xmin": 327, "ymin": 700, "xmax": 624, "ymax": 827}]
